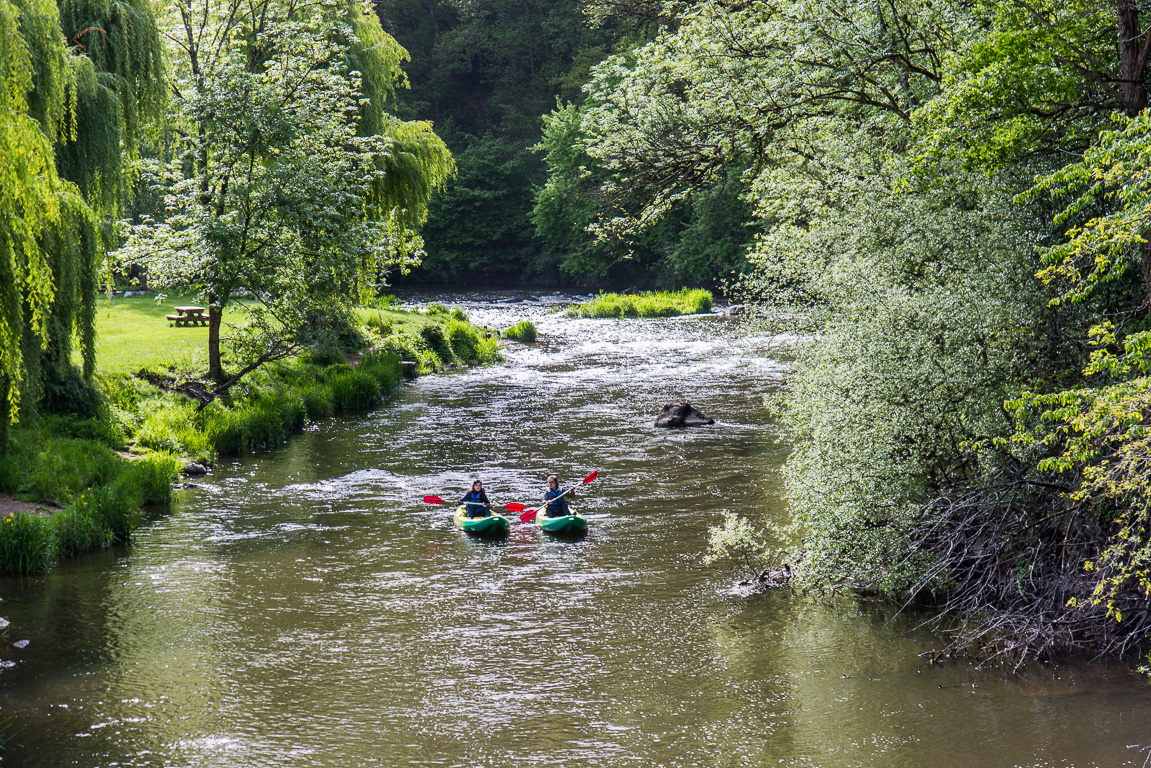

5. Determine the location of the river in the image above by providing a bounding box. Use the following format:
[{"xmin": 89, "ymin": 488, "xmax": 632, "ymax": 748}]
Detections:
[{"xmin": 1, "ymin": 290, "xmax": 1149, "ymax": 767}]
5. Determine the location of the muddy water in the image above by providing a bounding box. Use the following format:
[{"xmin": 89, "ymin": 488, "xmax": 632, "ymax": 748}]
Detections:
[{"xmin": 1, "ymin": 290, "xmax": 1149, "ymax": 767}]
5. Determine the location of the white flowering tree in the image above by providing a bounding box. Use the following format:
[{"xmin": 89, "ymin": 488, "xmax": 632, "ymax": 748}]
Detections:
[{"xmin": 121, "ymin": 0, "xmax": 451, "ymax": 384}]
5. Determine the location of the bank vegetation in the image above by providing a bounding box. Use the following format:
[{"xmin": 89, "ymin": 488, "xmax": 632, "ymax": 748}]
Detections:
[{"xmin": 538, "ymin": 0, "xmax": 1151, "ymax": 672}]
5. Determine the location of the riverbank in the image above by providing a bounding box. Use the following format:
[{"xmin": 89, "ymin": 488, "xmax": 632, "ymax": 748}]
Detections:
[{"xmin": 0, "ymin": 298, "xmax": 502, "ymax": 575}]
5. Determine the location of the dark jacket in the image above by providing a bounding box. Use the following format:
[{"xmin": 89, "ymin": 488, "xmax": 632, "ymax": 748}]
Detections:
[
  {"xmin": 543, "ymin": 486, "xmax": 572, "ymax": 518},
  {"xmin": 460, "ymin": 489, "xmax": 491, "ymax": 518}
]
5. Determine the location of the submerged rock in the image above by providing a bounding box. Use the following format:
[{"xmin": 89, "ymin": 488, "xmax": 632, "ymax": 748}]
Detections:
[
  {"xmin": 183, "ymin": 462, "xmax": 209, "ymax": 476},
  {"xmin": 654, "ymin": 402, "xmax": 715, "ymax": 428}
]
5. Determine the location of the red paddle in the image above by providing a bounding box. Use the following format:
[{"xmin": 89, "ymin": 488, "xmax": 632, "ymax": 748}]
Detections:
[
  {"xmin": 422, "ymin": 495, "xmax": 524, "ymax": 513},
  {"xmin": 519, "ymin": 470, "xmax": 598, "ymax": 523}
]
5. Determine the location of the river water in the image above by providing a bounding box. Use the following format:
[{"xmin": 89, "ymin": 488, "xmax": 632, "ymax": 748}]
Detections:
[{"xmin": 2, "ymin": 290, "xmax": 1150, "ymax": 767}]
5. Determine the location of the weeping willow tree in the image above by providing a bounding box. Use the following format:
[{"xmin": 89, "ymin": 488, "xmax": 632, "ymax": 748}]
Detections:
[
  {"xmin": 0, "ymin": 0, "xmax": 164, "ymax": 443},
  {"xmin": 119, "ymin": 0, "xmax": 453, "ymax": 384},
  {"xmin": 1, "ymin": 0, "xmax": 65, "ymax": 441}
]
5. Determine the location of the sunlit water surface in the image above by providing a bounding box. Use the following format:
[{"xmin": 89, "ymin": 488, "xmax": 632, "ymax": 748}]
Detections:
[{"xmin": 2, "ymin": 290, "xmax": 1150, "ymax": 767}]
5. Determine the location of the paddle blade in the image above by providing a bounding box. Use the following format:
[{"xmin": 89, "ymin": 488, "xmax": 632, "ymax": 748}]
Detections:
[
  {"xmin": 423, "ymin": 495, "xmax": 446, "ymax": 505},
  {"xmin": 503, "ymin": 503, "xmax": 526, "ymax": 513},
  {"xmin": 519, "ymin": 507, "xmax": 539, "ymax": 523},
  {"xmin": 582, "ymin": 470, "xmax": 598, "ymax": 484}
]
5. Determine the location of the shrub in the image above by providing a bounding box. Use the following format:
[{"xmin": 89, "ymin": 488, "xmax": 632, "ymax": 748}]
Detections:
[
  {"xmin": 445, "ymin": 320, "xmax": 480, "ymax": 360},
  {"xmin": 380, "ymin": 330, "xmax": 438, "ymax": 373},
  {"xmin": 419, "ymin": 323, "xmax": 454, "ymax": 367},
  {"xmin": 40, "ymin": 366, "xmax": 105, "ymax": 419},
  {"xmin": 426, "ymin": 302, "xmax": 449, "ymax": 316},
  {"xmin": 502, "ymin": 320, "xmax": 537, "ymax": 342}
]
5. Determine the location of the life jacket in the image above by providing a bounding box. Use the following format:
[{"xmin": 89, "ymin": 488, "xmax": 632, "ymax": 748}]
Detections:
[
  {"xmin": 462, "ymin": 490, "xmax": 489, "ymax": 517},
  {"xmin": 544, "ymin": 487, "xmax": 570, "ymax": 518}
]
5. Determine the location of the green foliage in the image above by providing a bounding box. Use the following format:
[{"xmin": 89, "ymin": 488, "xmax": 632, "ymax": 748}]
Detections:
[
  {"xmin": 1, "ymin": 0, "xmax": 74, "ymax": 427},
  {"xmin": 205, "ymin": 393, "xmax": 307, "ymax": 456},
  {"xmin": 704, "ymin": 511, "xmax": 772, "ymax": 582},
  {"xmin": 0, "ymin": 511, "xmax": 53, "ymax": 574},
  {"xmin": 1022, "ymin": 112, "xmax": 1151, "ymax": 310},
  {"xmin": 418, "ymin": 323, "xmax": 453, "ymax": 364},
  {"xmin": 1004, "ymin": 327, "xmax": 1151, "ymax": 625},
  {"xmin": 135, "ymin": 400, "xmax": 212, "ymax": 461},
  {"xmin": 912, "ymin": 0, "xmax": 1117, "ymax": 173},
  {"xmin": 418, "ymin": 135, "xmax": 541, "ymax": 280},
  {"xmin": 327, "ymin": 369, "xmax": 383, "ymax": 412},
  {"xmin": 1, "ymin": 0, "xmax": 165, "ymax": 435},
  {"xmin": 303, "ymin": 345, "xmax": 347, "ymax": 368},
  {"xmin": 566, "ymin": 289, "xmax": 713, "ymax": 318},
  {"xmin": 502, "ymin": 320, "xmax": 537, "ymax": 342},
  {"xmin": 118, "ymin": 0, "xmax": 451, "ymax": 385},
  {"xmin": 0, "ymin": 429, "xmax": 178, "ymax": 575},
  {"xmin": 376, "ymin": 0, "xmax": 625, "ymax": 283}
]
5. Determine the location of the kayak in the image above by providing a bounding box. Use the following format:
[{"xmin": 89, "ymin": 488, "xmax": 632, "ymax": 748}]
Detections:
[
  {"xmin": 537, "ymin": 512, "xmax": 588, "ymax": 535},
  {"xmin": 454, "ymin": 506, "xmax": 510, "ymax": 536}
]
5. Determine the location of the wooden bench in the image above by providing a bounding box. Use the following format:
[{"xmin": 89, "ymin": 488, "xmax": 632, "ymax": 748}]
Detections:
[{"xmin": 166, "ymin": 306, "xmax": 209, "ymax": 327}]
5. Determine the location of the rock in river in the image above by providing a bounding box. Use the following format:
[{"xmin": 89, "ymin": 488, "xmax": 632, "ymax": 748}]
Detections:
[{"xmin": 654, "ymin": 402, "xmax": 715, "ymax": 428}]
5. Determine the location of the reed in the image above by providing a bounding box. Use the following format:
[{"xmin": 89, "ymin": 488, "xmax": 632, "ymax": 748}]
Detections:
[{"xmin": 0, "ymin": 431, "xmax": 179, "ymax": 574}]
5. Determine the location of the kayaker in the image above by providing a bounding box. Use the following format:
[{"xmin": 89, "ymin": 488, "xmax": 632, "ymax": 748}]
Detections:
[
  {"xmin": 542, "ymin": 475, "xmax": 574, "ymax": 518},
  {"xmin": 459, "ymin": 480, "xmax": 493, "ymax": 518}
]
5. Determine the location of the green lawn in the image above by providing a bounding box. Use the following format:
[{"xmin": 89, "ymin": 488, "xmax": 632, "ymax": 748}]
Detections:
[{"xmin": 88, "ymin": 294, "xmax": 248, "ymax": 374}]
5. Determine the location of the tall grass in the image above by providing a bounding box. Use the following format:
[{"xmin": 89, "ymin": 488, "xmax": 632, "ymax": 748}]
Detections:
[
  {"xmin": 502, "ymin": 320, "xmax": 537, "ymax": 342},
  {"xmin": 0, "ymin": 432, "xmax": 180, "ymax": 575},
  {"xmin": 566, "ymin": 289, "xmax": 714, "ymax": 318}
]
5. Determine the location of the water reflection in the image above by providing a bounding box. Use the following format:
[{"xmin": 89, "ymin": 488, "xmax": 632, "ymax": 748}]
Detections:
[{"xmin": 1, "ymin": 290, "xmax": 1149, "ymax": 767}]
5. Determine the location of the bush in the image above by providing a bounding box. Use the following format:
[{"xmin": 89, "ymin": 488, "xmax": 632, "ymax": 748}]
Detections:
[
  {"xmin": 0, "ymin": 431, "xmax": 180, "ymax": 574},
  {"xmin": 40, "ymin": 365, "xmax": 105, "ymax": 419},
  {"xmin": 426, "ymin": 302, "xmax": 450, "ymax": 316},
  {"xmin": 419, "ymin": 323, "xmax": 454, "ymax": 367},
  {"xmin": 450, "ymin": 306, "xmax": 468, "ymax": 321},
  {"xmin": 502, "ymin": 320, "xmax": 537, "ymax": 342}
]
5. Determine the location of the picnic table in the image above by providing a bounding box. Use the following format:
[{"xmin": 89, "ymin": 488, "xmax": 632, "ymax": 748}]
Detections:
[{"xmin": 166, "ymin": 306, "xmax": 209, "ymax": 327}]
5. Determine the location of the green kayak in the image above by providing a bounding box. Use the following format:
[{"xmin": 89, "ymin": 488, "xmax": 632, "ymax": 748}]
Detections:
[
  {"xmin": 537, "ymin": 512, "xmax": 588, "ymax": 535},
  {"xmin": 453, "ymin": 506, "xmax": 510, "ymax": 536}
]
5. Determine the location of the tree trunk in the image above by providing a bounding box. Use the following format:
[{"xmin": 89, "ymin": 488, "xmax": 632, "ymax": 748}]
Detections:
[
  {"xmin": 1118, "ymin": 0, "xmax": 1150, "ymax": 116},
  {"xmin": 208, "ymin": 299, "xmax": 223, "ymax": 384}
]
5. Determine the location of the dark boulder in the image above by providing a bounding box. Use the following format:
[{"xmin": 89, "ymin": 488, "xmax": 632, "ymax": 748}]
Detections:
[{"xmin": 655, "ymin": 402, "xmax": 714, "ymax": 428}]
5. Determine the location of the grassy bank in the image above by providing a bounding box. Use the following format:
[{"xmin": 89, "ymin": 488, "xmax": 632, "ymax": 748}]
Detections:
[
  {"xmin": 565, "ymin": 289, "xmax": 713, "ymax": 318},
  {"xmin": 1, "ymin": 298, "xmax": 500, "ymax": 575}
]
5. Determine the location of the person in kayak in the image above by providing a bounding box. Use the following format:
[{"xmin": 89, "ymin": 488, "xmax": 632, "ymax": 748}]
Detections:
[
  {"xmin": 543, "ymin": 475, "xmax": 575, "ymax": 518},
  {"xmin": 459, "ymin": 479, "xmax": 493, "ymax": 518}
]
